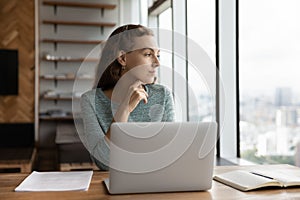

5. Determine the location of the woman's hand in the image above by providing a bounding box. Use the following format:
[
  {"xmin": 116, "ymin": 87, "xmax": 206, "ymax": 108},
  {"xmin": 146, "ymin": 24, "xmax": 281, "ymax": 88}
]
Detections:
[
  {"xmin": 126, "ymin": 80, "xmax": 148, "ymax": 112},
  {"xmin": 114, "ymin": 80, "xmax": 148, "ymax": 122}
]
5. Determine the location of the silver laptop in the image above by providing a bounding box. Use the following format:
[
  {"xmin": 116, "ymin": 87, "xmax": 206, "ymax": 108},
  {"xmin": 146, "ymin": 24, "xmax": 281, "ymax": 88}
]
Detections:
[{"xmin": 104, "ymin": 122, "xmax": 217, "ymax": 194}]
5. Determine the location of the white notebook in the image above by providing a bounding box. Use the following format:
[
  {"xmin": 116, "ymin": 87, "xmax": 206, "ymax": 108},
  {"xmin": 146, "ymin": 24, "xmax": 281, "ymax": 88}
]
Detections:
[
  {"xmin": 213, "ymin": 169, "xmax": 300, "ymax": 191},
  {"xmin": 15, "ymin": 171, "xmax": 93, "ymax": 192}
]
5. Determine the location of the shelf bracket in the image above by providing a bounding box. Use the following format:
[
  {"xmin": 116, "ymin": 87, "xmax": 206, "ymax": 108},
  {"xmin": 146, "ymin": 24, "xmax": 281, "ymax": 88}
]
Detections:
[
  {"xmin": 101, "ymin": 8, "xmax": 104, "ymax": 17},
  {"xmin": 54, "ymin": 5, "xmax": 57, "ymax": 15},
  {"xmin": 54, "ymin": 24, "xmax": 57, "ymax": 33},
  {"xmin": 54, "ymin": 42, "xmax": 57, "ymax": 51},
  {"xmin": 100, "ymin": 26, "xmax": 104, "ymax": 35},
  {"xmin": 54, "ymin": 60, "xmax": 58, "ymax": 70}
]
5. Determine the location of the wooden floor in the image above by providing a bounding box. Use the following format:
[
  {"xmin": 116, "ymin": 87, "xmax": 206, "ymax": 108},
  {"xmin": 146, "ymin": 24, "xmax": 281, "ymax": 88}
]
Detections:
[
  {"xmin": 0, "ymin": 147, "xmax": 235, "ymax": 173},
  {"xmin": 35, "ymin": 148, "xmax": 58, "ymax": 171},
  {"xmin": 0, "ymin": 147, "xmax": 37, "ymax": 173},
  {"xmin": 35, "ymin": 153, "xmax": 235, "ymax": 171},
  {"xmin": 0, "ymin": 148, "xmax": 58, "ymax": 173},
  {"xmin": 36, "ymin": 148, "xmax": 98, "ymax": 171}
]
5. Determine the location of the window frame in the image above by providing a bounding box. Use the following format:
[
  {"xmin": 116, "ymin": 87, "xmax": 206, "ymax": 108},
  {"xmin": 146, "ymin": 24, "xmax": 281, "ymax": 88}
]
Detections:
[
  {"xmin": 236, "ymin": 0, "xmax": 240, "ymax": 158},
  {"xmin": 236, "ymin": 0, "xmax": 300, "ymax": 164},
  {"xmin": 148, "ymin": 0, "xmax": 238, "ymax": 159},
  {"xmin": 218, "ymin": 0, "xmax": 238, "ymax": 159}
]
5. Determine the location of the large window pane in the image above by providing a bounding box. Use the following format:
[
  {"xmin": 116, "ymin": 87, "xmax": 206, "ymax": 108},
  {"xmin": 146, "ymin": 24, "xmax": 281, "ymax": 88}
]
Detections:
[
  {"xmin": 239, "ymin": 0, "xmax": 300, "ymax": 165},
  {"xmin": 157, "ymin": 8, "xmax": 173, "ymax": 90},
  {"xmin": 187, "ymin": 0, "xmax": 216, "ymax": 121}
]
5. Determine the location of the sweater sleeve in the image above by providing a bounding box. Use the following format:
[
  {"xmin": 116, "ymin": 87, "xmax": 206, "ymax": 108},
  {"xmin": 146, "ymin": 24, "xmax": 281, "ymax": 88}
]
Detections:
[
  {"xmin": 80, "ymin": 92, "xmax": 110, "ymax": 170},
  {"xmin": 162, "ymin": 87, "xmax": 175, "ymax": 122}
]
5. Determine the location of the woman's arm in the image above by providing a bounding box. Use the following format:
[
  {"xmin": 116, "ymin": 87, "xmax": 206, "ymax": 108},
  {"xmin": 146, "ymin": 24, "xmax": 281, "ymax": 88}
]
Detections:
[
  {"xmin": 80, "ymin": 92, "xmax": 110, "ymax": 170},
  {"xmin": 162, "ymin": 87, "xmax": 175, "ymax": 122}
]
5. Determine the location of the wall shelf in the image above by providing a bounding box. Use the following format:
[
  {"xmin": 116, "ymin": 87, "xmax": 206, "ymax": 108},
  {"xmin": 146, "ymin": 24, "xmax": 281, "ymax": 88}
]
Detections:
[
  {"xmin": 42, "ymin": 57, "xmax": 99, "ymax": 62},
  {"xmin": 43, "ymin": 1, "xmax": 116, "ymax": 9},
  {"xmin": 42, "ymin": 39, "xmax": 103, "ymax": 44},
  {"xmin": 40, "ymin": 77, "xmax": 94, "ymax": 81},
  {"xmin": 39, "ymin": 116, "xmax": 74, "ymax": 121},
  {"xmin": 43, "ymin": 20, "xmax": 116, "ymax": 27},
  {"xmin": 37, "ymin": 0, "xmax": 118, "ymax": 170},
  {"xmin": 41, "ymin": 96, "xmax": 80, "ymax": 101}
]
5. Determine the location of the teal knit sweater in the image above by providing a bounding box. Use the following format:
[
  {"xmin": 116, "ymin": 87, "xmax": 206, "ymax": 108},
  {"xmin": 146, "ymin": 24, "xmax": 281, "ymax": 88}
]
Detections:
[{"xmin": 80, "ymin": 84, "xmax": 175, "ymax": 170}]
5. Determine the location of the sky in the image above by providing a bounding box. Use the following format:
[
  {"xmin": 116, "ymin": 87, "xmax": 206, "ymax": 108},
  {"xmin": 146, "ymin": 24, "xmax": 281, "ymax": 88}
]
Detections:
[
  {"xmin": 154, "ymin": 0, "xmax": 300, "ymax": 95},
  {"xmin": 239, "ymin": 0, "xmax": 300, "ymax": 92}
]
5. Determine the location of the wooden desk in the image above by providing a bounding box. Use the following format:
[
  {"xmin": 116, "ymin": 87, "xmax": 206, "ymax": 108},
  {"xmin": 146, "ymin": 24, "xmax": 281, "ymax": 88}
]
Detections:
[{"xmin": 1, "ymin": 164, "xmax": 300, "ymax": 200}]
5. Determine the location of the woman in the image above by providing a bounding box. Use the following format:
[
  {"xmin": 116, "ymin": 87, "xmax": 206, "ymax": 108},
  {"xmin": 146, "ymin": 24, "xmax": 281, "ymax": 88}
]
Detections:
[{"xmin": 80, "ymin": 24, "xmax": 175, "ymax": 170}]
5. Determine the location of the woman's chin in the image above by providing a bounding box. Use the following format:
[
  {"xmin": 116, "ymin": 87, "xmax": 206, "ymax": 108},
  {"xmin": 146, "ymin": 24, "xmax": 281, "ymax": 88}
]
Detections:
[{"xmin": 143, "ymin": 77, "xmax": 156, "ymax": 84}]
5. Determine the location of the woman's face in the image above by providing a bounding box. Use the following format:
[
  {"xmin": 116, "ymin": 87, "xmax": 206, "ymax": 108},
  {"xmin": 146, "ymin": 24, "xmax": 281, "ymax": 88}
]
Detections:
[{"xmin": 122, "ymin": 35, "xmax": 160, "ymax": 84}]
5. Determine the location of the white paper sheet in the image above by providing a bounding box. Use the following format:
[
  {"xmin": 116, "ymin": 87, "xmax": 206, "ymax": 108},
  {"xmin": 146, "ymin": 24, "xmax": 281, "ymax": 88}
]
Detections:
[{"xmin": 15, "ymin": 171, "xmax": 93, "ymax": 192}]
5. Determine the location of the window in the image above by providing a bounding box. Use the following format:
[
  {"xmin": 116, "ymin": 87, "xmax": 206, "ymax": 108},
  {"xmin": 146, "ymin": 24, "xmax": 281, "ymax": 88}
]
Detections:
[
  {"xmin": 239, "ymin": 0, "xmax": 300, "ymax": 165},
  {"xmin": 157, "ymin": 8, "xmax": 173, "ymax": 91},
  {"xmin": 187, "ymin": 0, "xmax": 216, "ymax": 122},
  {"xmin": 150, "ymin": 0, "xmax": 216, "ymax": 122}
]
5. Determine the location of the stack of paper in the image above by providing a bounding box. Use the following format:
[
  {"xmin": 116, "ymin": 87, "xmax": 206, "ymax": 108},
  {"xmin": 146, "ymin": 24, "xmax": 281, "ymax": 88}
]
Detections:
[{"xmin": 15, "ymin": 171, "xmax": 93, "ymax": 192}]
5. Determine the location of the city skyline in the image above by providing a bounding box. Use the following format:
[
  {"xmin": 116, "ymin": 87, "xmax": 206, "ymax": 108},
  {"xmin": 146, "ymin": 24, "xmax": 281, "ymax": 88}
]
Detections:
[{"xmin": 240, "ymin": 85, "xmax": 300, "ymax": 164}]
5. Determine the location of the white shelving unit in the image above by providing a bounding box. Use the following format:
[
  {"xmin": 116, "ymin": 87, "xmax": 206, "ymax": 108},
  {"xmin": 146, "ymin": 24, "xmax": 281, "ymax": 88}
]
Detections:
[{"xmin": 36, "ymin": 0, "xmax": 119, "ymax": 170}]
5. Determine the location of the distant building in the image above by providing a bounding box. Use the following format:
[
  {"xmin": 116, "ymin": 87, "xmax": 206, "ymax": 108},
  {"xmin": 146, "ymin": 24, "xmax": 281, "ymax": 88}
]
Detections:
[
  {"xmin": 275, "ymin": 87, "xmax": 292, "ymax": 107},
  {"xmin": 276, "ymin": 107, "xmax": 298, "ymax": 127}
]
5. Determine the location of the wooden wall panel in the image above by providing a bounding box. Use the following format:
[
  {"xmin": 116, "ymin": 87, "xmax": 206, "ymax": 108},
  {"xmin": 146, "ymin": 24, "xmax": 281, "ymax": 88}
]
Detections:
[{"xmin": 0, "ymin": 0, "xmax": 35, "ymax": 123}]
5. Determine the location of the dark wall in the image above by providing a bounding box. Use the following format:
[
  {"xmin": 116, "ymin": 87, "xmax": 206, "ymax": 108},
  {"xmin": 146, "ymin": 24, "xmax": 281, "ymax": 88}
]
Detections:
[{"xmin": 0, "ymin": 123, "xmax": 34, "ymax": 147}]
